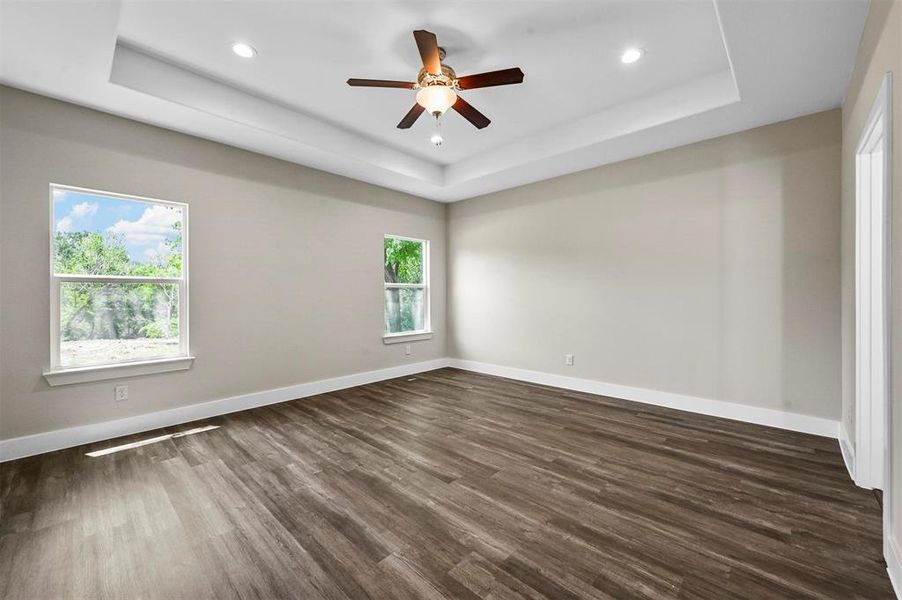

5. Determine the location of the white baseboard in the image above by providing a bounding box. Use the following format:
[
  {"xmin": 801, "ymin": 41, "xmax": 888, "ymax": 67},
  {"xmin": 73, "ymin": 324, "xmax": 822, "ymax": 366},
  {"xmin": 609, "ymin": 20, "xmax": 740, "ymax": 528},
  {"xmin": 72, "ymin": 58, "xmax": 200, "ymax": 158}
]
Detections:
[
  {"xmin": 839, "ymin": 421, "xmax": 857, "ymax": 483},
  {"xmin": 1, "ymin": 356, "xmax": 844, "ymax": 462},
  {"xmin": 448, "ymin": 358, "xmax": 840, "ymax": 439},
  {"xmin": 0, "ymin": 358, "xmax": 451, "ymax": 462},
  {"xmin": 886, "ymin": 534, "xmax": 902, "ymax": 599}
]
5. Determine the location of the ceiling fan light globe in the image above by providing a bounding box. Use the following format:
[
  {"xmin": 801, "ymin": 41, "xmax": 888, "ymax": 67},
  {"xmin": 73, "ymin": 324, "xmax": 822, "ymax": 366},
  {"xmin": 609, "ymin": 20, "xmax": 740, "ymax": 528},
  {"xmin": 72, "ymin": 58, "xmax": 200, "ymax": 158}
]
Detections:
[{"xmin": 416, "ymin": 86, "xmax": 457, "ymax": 115}]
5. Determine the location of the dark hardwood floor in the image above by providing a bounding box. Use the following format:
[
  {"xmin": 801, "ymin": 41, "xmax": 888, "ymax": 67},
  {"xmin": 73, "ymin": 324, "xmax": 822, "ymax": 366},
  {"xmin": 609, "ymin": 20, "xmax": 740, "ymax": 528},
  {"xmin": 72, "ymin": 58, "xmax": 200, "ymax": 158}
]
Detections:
[{"xmin": 0, "ymin": 368, "xmax": 893, "ymax": 599}]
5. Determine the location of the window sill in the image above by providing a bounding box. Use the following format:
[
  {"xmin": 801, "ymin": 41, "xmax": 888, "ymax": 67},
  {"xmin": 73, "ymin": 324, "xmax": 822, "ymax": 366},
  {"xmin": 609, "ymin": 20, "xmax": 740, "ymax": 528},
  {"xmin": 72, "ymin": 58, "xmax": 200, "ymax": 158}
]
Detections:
[
  {"xmin": 383, "ymin": 331, "xmax": 433, "ymax": 344},
  {"xmin": 43, "ymin": 356, "xmax": 195, "ymax": 386}
]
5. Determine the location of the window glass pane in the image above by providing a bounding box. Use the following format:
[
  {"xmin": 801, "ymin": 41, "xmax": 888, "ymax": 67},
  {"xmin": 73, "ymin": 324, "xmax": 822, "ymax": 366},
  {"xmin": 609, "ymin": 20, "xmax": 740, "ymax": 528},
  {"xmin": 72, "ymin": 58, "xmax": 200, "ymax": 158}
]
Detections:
[
  {"xmin": 384, "ymin": 237, "xmax": 423, "ymax": 284},
  {"xmin": 60, "ymin": 282, "xmax": 180, "ymax": 367},
  {"xmin": 384, "ymin": 287, "xmax": 425, "ymax": 333},
  {"xmin": 53, "ymin": 187, "xmax": 183, "ymax": 277}
]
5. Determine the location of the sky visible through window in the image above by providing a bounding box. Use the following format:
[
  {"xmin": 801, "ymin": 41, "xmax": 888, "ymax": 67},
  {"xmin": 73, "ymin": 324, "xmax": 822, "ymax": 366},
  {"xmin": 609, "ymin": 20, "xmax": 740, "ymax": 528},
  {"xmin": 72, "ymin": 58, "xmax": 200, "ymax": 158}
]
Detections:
[
  {"xmin": 53, "ymin": 188, "xmax": 181, "ymax": 265},
  {"xmin": 52, "ymin": 187, "xmax": 185, "ymax": 368}
]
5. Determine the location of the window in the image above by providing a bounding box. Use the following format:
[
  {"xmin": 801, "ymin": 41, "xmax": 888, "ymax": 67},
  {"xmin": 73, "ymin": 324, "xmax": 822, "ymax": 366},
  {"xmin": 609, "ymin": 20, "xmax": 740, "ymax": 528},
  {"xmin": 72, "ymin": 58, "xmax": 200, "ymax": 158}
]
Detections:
[
  {"xmin": 384, "ymin": 235, "xmax": 430, "ymax": 341},
  {"xmin": 46, "ymin": 185, "xmax": 191, "ymax": 384}
]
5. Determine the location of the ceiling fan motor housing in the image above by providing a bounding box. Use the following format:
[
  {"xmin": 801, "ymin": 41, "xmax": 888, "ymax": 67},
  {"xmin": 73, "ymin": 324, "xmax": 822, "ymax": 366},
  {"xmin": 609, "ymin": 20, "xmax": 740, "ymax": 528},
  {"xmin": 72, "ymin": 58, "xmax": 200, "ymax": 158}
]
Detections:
[{"xmin": 416, "ymin": 64, "xmax": 458, "ymax": 90}]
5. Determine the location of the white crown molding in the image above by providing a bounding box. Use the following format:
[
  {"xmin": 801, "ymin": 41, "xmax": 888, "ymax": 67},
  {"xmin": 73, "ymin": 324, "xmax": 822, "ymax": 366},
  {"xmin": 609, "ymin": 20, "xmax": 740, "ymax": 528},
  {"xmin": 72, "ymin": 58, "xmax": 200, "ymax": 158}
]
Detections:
[
  {"xmin": 448, "ymin": 358, "xmax": 840, "ymax": 439},
  {"xmin": 0, "ymin": 358, "xmax": 451, "ymax": 462}
]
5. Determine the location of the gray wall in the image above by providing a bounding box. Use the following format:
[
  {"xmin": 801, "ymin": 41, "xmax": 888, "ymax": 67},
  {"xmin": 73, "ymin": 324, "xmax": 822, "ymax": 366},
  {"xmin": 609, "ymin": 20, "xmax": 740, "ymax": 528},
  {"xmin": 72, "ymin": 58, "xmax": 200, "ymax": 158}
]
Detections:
[
  {"xmin": 0, "ymin": 86, "xmax": 447, "ymax": 440},
  {"xmin": 0, "ymin": 85, "xmax": 846, "ymax": 443},
  {"xmin": 448, "ymin": 109, "xmax": 842, "ymax": 420}
]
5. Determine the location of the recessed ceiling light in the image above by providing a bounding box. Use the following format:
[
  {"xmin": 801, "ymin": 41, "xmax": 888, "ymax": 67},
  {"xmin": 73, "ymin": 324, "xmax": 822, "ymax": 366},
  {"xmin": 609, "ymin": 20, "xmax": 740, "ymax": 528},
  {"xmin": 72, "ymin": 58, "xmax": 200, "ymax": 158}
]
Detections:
[
  {"xmin": 231, "ymin": 42, "xmax": 257, "ymax": 59},
  {"xmin": 621, "ymin": 48, "xmax": 643, "ymax": 64}
]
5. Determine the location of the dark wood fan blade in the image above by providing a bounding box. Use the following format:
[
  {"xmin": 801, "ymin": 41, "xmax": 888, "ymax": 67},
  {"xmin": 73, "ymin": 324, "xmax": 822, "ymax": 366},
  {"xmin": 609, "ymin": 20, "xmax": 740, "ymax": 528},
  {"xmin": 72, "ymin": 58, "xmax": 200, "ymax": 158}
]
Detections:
[
  {"xmin": 452, "ymin": 96, "xmax": 490, "ymax": 129},
  {"xmin": 347, "ymin": 78, "xmax": 416, "ymax": 89},
  {"xmin": 397, "ymin": 103, "xmax": 426, "ymax": 129},
  {"xmin": 413, "ymin": 30, "xmax": 442, "ymax": 75},
  {"xmin": 456, "ymin": 68, "xmax": 525, "ymax": 90}
]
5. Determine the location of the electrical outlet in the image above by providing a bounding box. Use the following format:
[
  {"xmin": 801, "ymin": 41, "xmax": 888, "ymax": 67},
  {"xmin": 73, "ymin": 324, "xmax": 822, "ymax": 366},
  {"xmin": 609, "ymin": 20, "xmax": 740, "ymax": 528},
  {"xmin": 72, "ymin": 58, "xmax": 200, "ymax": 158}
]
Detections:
[
  {"xmin": 565, "ymin": 354, "xmax": 574, "ymax": 366},
  {"xmin": 115, "ymin": 385, "xmax": 128, "ymax": 402},
  {"xmin": 404, "ymin": 344, "xmax": 412, "ymax": 356}
]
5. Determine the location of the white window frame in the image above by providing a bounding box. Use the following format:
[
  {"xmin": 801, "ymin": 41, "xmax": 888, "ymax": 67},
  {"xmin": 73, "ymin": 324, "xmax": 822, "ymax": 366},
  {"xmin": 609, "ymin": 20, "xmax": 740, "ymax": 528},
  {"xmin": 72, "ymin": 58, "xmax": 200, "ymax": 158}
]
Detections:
[
  {"xmin": 44, "ymin": 184, "xmax": 193, "ymax": 386},
  {"xmin": 383, "ymin": 234, "xmax": 432, "ymax": 344}
]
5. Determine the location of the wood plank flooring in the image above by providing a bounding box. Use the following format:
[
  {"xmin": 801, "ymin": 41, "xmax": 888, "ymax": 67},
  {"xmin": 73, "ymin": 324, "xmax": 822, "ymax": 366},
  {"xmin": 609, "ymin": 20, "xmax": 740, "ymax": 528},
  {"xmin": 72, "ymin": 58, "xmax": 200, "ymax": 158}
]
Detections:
[{"xmin": 0, "ymin": 368, "xmax": 893, "ymax": 599}]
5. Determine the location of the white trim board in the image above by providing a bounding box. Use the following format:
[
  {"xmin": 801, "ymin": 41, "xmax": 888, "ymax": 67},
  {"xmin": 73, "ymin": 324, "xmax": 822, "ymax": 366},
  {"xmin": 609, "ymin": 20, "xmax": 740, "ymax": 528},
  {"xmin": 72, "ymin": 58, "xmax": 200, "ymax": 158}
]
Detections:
[
  {"xmin": 0, "ymin": 358, "xmax": 450, "ymax": 462},
  {"xmin": 887, "ymin": 534, "xmax": 902, "ymax": 600},
  {"xmin": 448, "ymin": 359, "xmax": 840, "ymax": 439},
  {"xmin": 839, "ymin": 422, "xmax": 856, "ymax": 483},
  {"xmin": 2, "ymin": 357, "xmax": 844, "ymax": 462},
  {"xmin": 853, "ymin": 70, "xmax": 893, "ymax": 491}
]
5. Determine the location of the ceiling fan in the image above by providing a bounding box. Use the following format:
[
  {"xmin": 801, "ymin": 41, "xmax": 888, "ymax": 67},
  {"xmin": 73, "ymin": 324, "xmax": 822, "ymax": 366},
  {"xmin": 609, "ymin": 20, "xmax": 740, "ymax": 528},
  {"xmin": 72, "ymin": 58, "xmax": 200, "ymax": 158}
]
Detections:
[{"xmin": 347, "ymin": 30, "xmax": 524, "ymax": 144}]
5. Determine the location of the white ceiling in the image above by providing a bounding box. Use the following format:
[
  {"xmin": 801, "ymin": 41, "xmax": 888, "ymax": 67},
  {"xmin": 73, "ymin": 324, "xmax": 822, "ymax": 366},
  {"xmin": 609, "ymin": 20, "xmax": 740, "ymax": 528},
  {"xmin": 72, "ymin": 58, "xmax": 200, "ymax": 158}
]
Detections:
[{"xmin": 0, "ymin": 0, "xmax": 869, "ymax": 202}]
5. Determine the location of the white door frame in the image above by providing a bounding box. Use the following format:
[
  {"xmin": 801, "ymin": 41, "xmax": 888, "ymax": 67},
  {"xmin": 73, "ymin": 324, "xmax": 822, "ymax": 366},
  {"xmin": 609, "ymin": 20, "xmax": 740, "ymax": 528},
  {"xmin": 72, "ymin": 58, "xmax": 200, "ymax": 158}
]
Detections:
[{"xmin": 854, "ymin": 71, "xmax": 893, "ymax": 507}]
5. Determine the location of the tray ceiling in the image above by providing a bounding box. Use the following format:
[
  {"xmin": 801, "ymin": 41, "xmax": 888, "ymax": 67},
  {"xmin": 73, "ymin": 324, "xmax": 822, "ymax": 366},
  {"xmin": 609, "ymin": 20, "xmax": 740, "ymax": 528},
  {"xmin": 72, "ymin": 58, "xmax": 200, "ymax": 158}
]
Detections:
[{"xmin": 0, "ymin": 0, "xmax": 868, "ymax": 201}]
